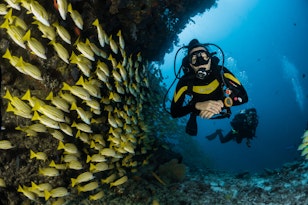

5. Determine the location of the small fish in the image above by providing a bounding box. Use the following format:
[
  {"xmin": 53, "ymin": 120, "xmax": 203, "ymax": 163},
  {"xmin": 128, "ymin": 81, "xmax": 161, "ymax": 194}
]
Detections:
[
  {"xmin": 45, "ymin": 92, "xmax": 70, "ymax": 113},
  {"xmin": 0, "ymin": 4, "xmax": 8, "ymax": 15},
  {"xmin": 32, "ymin": 101, "xmax": 66, "ymax": 123},
  {"xmin": 117, "ymin": 30, "xmax": 125, "ymax": 49},
  {"xmin": 49, "ymin": 129, "xmax": 64, "ymax": 141},
  {"xmin": 67, "ymin": 3, "xmax": 83, "ymax": 30},
  {"xmin": 22, "ymin": 30, "xmax": 46, "ymax": 59},
  {"xmin": 62, "ymin": 82, "xmax": 91, "ymax": 101},
  {"xmin": 1, "ymin": 19, "xmax": 26, "ymax": 49},
  {"xmin": 70, "ymin": 51, "xmax": 92, "ymax": 77},
  {"xmin": 0, "ymin": 140, "xmax": 15, "ymax": 149},
  {"xmin": 30, "ymin": 149, "xmax": 47, "ymax": 161},
  {"xmin": 109, "ymin": 35, "xmax": 118, "ymax": 54},
  {"xmin": 74, "ymin": 37, "xmax": 95, "ymax": 61},
  {"xmin": 68, "ymin": 160, "xmax": 83, "ymax": 170},
  {"xmin": 59, "ymin": 123, "xmax": 73, "ymax": 136},
  {"xmin": 100, "ymin": 148, "xmax": 116, "ymax": 157},
  {"xmin": 32, "ymin": 20, "xmax": 56, "ymax": 40},
  {"xmin": 58, "ymin": 91, "xmax": 77, "ymax": 104},
  {"xmin": 53, "ymin": 21, "xmax": 71, "ymax": 44},
  {"xmin": 96, "ymin": 60, "xmax": 110, "ymax": 76},
  {"xmin": 15, "ymin": 56, "xmax": 43, "ymax": 80},
  {"xmin": 89, "ymin": 162, "xmax": 109, "ymax": 173},
  {"xmin": 101, "ymin": 173, "xmax": 116, "ymax": 184},
  {"xmin": 0, "ymin": 178, "xmax": 6, "ymax": 188},
  {"xmin": 57, "ymin": 141, "xmax": 78, "ymax": 154},
  {"xmin": 17, "ymin": 185, "xmax": 36, "ymax": 200},
  {"xmin": 48, "ymin": 40, "xmax": 69, "ymax": 63},
  {"xmin": 39, "ymin": 167, "xmax": 59, "ymax": 177},
  {"xmin": 49, "ymin": 160, "xmax": 67, "ymax": 170},
  {"xmin": 3, "ymin": 90, "xmax": 32, "ymax": 114},
  {"xmin": 76, "ymin": 76, "xmax": 101, "ymax": 98},
  {"xmin": 44, "ymin": 187, "xmax": 69, "ymax": 200},
  {"xmin": 77, "ymin": 181, "xmax": 99, "ymax": 193},
  {"xmin": 31, "ymin": 111, "xmax": 60, "ymax": 129},
  {"xmin": 86, "ymin": 154, "xmax": 106, "ymax": 163},
  {"xmin": 92, "ymin": 19, "xmax": 107, "ymax": 47},
  {"xmin": 4, "ymin": 0, "xmax": 21, "ymax": 11},
  {"xmin": 109, "ymin": 92, "xmax": 121, "ymax": 103},
  {"xmin": 6, "ymin": 102, "xmax": 32, "ymax": 119},
  {"xmin": 56, "ymin": 0, "xmax": 68, "ymax": 20},
  {"xmin": 28, "ymin": 0, "xmax": 50, "ymax": 26},
  {"xmin": 71, "ymin": 121, "xmax": 92, "ymax": 133},
  {"xmin": 89, "ymin": 190, "xmax": 104, "ymax": 201},
  {"xmin": 110, "ymin": 176, "xmax": 128, "ymax": 187},
  {"xmin": 71, "ymin": 171, "xmax": 94, "ymax": 187},
  {"xmin": 76, "ymin": 130, "xmax": 90, "ymax": 144}
]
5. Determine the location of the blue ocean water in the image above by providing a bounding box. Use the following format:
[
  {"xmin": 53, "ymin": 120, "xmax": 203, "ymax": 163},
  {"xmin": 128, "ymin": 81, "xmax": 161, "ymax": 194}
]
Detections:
[{"xmin": 162, "ymin": 0, "xmax": 308, "ymax": 172}]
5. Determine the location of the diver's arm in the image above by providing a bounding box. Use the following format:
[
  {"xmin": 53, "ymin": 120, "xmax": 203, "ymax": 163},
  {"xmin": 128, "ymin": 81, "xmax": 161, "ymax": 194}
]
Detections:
[
  {"xmin": 170, "ymin": 81, "xmax": 198, "ymax": 118},
  {"xmin": 223, "ymin": 67, "xmax": 248, "ymax": 105}
]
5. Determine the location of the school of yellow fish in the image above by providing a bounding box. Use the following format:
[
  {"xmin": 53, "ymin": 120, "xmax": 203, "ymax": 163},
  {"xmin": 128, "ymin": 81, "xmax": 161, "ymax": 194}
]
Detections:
[
  {"xmin": 0, "ymin": 0, "xmax": 155, "ymax": 203},
  {"xmin": 298, "ymin": 130, "xmax": 308, "ymax": 160}
]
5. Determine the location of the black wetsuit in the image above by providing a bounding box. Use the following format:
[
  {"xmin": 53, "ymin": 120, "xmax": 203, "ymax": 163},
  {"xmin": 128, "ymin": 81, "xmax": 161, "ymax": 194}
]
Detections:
[
  {"xmin": 170, "ymin": 63, "xmax": 248, "ymax": 118},
  {"xmin": 216, "ymin": 108, "xmax": 259, "ymax": 146}
]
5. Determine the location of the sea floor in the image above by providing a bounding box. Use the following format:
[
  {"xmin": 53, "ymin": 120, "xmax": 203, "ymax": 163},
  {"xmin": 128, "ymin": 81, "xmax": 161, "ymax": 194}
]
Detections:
[{"xmin": 65, "ymin": 160, "xmax": 308, "ymax": 205}]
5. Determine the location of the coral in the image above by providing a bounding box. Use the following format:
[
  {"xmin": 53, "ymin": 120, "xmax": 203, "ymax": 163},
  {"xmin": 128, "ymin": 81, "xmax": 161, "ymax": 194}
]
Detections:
[{"xmin": 157, "ymin": 158, "xmax": 187, "ymax": 183}]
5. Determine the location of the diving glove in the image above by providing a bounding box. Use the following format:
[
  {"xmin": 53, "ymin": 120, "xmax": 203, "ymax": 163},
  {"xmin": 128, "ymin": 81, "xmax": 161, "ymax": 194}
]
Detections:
[{"xmin": 186, "ymin": 113, "xmax": 197, "ymax": 136}]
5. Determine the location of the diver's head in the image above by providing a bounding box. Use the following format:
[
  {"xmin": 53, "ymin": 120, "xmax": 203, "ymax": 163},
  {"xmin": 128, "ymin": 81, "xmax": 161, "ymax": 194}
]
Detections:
[{"xmin": 187, "ymin": 39, "xmax": 212, "ymax": 79}]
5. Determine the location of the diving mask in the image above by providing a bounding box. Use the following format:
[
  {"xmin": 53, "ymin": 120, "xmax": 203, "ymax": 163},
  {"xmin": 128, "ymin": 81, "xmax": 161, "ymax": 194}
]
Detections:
[{"xmin": 190, "ymin": 50, "xmax": 210, "ymax": 66}]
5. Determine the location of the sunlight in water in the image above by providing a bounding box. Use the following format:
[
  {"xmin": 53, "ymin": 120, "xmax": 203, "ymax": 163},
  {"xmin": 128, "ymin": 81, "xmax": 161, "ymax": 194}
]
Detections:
[{"xmin": 282, "ymin": 56, "xmax": 304, "ymax": 111}]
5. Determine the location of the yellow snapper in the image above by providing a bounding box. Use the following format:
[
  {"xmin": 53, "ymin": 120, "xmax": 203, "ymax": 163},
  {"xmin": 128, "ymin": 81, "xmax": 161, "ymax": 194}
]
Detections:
[
  {"xmin": 77, "ymin": 181, "xmax": 99, "ymax": 193},
  {"xmin": 57, "ymin": 141, "xmax": 78, "ymax": 154},
  {"xmin": 0, "ymin": 140, "xmax": 15, "ymax": 149},
  {"xmin": 62, "ymin": 82, "xmax": 91, "ymax": 101},
  {"xmin": 110, "ymin": 176, "xmax": 128, "ymax": 187},
  {"xmin": 30, "ymin": 149, "xmax": 47, "ymax": 161},
  {"xmin": 67, "ymin": 3, "xmax": 83, "ymax": 30},
  {"xmin": 48, "ymin": 40, "xmax": 69, "ymax": 63},
  {"xmin": 22, "ymin": 30, "xmax": 47, "ymax": 59},
  {"xmin": 71, "ymin": 171, "xmax": 94, "ymax": 187},
  {"xmin": 32, "ymin": 20, "xmax": 56, "ymax": 40},
  {"xmin": 52, "ymin": 21, "xmax": 71, "ymax": 44},
  {"xmin": 44, "ymin": 187, "xmax": 69, "ymax": 200},
  {"xmin": 92, "ymin": 18, "xmax": 107, "ymax": 47},
  {"xmin": 28, "ymin": 0, "xmax": 50, "ymax": 26},
  {"xmin": 56, "ymin": 0, "xmax": 68, "ymax": 20}
]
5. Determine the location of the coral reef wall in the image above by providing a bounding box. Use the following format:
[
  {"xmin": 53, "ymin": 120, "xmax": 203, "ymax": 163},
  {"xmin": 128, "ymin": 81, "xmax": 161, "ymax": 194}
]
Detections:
[{"xmin": 0, "ymin": 0, "xmax": 217, "ymax": 204}]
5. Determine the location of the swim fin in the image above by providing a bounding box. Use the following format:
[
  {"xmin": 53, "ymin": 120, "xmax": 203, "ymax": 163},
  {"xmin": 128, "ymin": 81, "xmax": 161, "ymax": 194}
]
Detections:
[{"xmin": 186, "ymin": 113, "xmax": 197, "ymax": 136}]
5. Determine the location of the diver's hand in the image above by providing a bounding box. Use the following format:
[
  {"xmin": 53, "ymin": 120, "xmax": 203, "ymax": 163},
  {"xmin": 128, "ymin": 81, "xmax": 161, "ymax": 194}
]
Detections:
[
  {"xmin": 196, "ymin": 100, "xmax": 224, "ymax": 119},
  {"xmin": 195, "ymin": 100, "xmax": 223, "ymax": 114},
  {"xmin": 199, "ymin": 110, "xmax": 216, "ymax": 119}
]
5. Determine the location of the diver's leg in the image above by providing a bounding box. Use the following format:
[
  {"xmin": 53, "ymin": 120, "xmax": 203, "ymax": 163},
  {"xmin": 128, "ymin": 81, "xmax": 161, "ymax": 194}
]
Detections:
[{"xmin": 218, "ymin": 131, "xmax": 234, "ymax": 143}]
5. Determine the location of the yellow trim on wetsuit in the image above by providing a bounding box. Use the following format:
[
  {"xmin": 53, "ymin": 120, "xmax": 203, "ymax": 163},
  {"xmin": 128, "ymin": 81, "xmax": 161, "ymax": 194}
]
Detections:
[
  {"xmin": 173, "ymin": 79, "xmax": 219, "ymax": 103},
  {"xmin": 173, "ymin": 86, "xmax": 188, "ymax": 103},
  {"xmin": 192, "ymin": 79, "xmax": 219, "ymax": 94},
  {"xmin": 224, "ymin": 73, "xmax": 241, "ymax": 85}
]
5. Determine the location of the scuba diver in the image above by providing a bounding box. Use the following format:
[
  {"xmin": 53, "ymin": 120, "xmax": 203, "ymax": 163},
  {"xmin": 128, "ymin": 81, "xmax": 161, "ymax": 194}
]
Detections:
[
  {"xmin": 169, "ymin": 39, "xmax": 248, "ymax": 136},
  {"xmin": 206, "ymin": 108, "xmax": 259, "ymax": 147}
]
